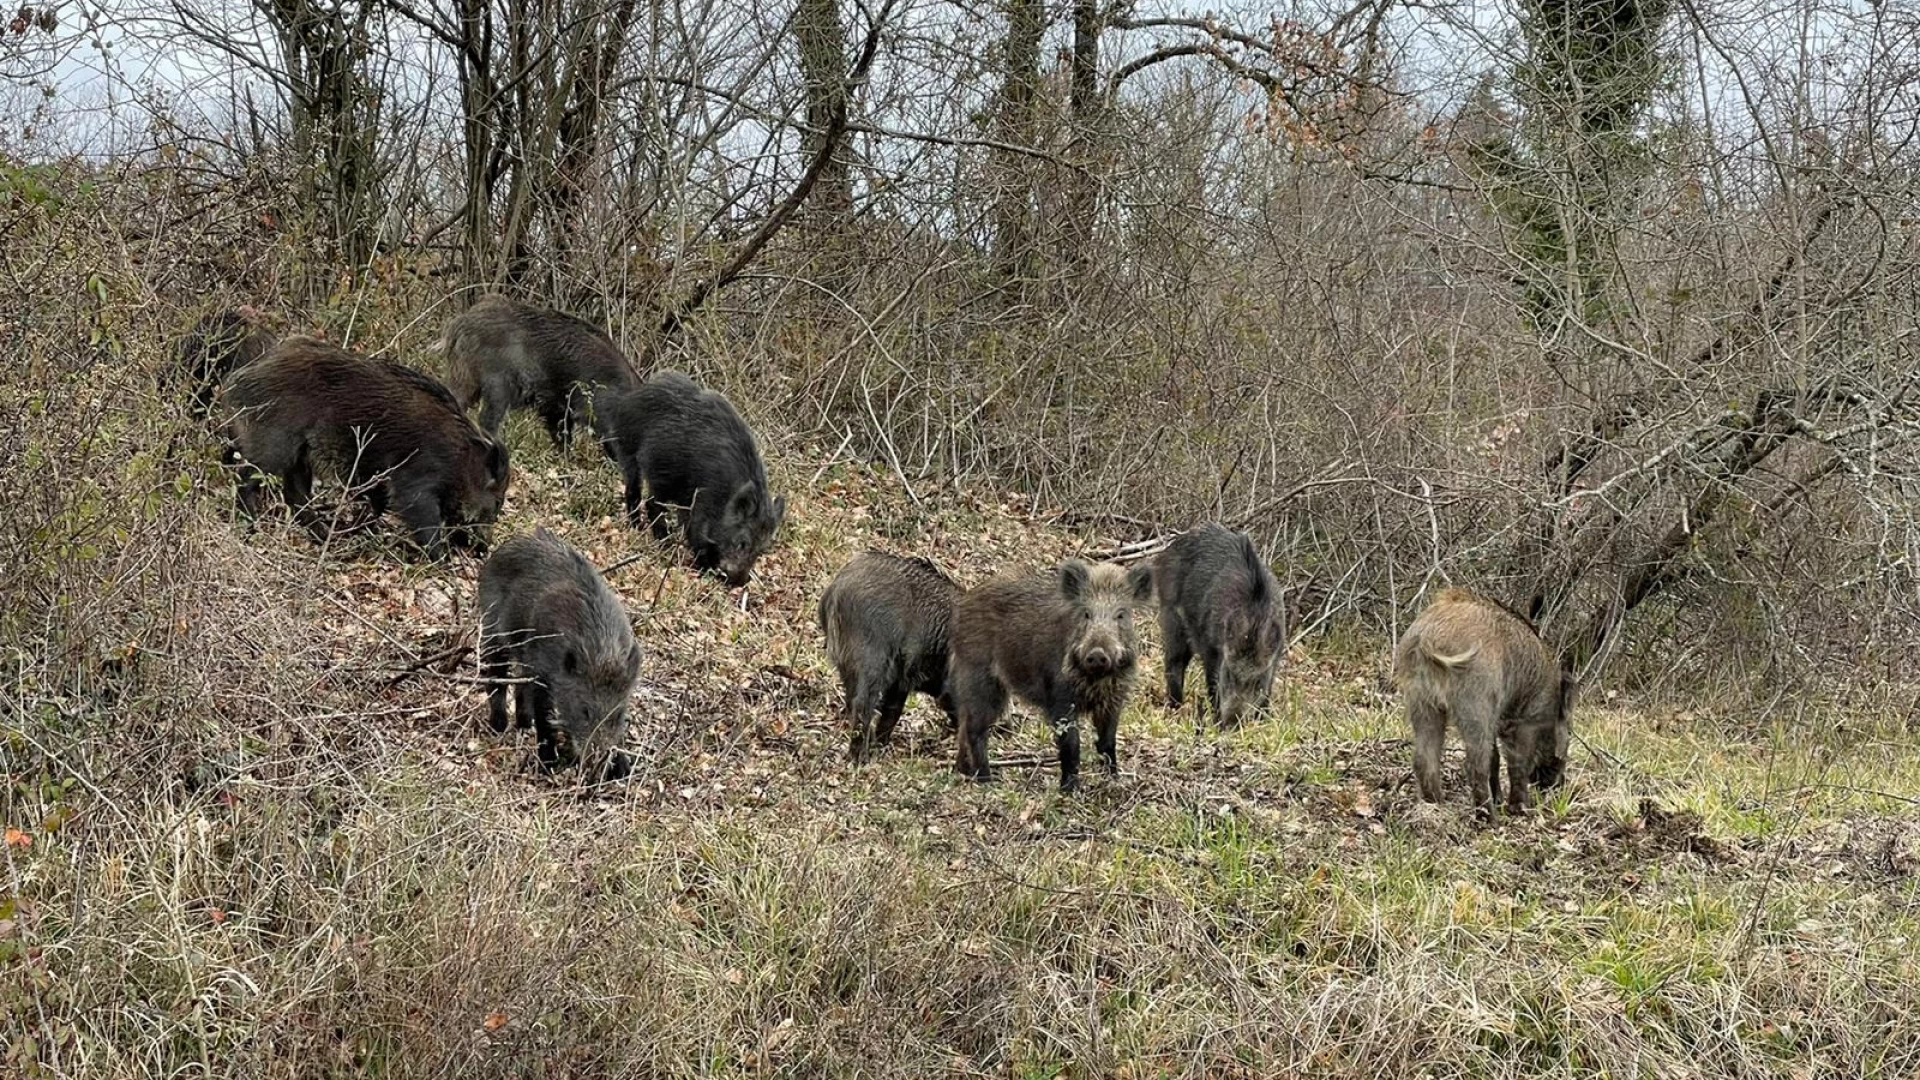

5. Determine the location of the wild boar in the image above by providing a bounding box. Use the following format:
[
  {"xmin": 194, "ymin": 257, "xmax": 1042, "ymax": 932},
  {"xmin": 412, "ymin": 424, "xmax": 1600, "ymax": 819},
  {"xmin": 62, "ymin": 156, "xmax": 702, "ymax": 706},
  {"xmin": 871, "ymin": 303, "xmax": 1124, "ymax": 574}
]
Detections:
[
  {"xmin": 1155, "ymin": 524, "xmax": 1286, "ymax": 728},
  {"xmin": 478, "ymin": 529, "xmax": 642, "ymax": 782},
  {"xmin": 948, "ymin": 559, "xmax": 1155, "ymax": 792},
  {"xmin": 599, "ymin": 370, "xmax": 785, "ymax": 586},
  {"xmin": 818, "ymin": 551, "xmax": 960, "ymax": 761},
  {"xmin": 222, "ymin": 337, "xmax": 511, "ymax": 556},
  {"xmin": 440, "ymin": 294, "xmax": 638, "ymax": 446},
  {"xmin": 1393, "ymin": 588, "xmax": 1575, "ymax": 817},
  {"xmin": 178, "ymin": 306, "xmax": 275, "ymax": 415}
]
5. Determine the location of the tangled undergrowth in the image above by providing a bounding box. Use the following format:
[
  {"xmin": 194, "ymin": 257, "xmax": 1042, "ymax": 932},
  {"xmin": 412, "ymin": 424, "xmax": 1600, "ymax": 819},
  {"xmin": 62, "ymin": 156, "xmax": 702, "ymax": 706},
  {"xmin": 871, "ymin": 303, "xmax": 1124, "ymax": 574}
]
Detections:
[{"xmin": 6, "ymin": 395, "xmax": 1920, "ymax": 1077}]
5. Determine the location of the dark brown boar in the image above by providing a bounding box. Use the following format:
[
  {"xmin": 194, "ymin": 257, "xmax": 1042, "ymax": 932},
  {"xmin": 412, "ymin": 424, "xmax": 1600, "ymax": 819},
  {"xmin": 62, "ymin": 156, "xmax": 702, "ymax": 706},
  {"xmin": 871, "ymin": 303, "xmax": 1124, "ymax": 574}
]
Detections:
[
  {"xmin": 948, "ymin": 559, "xmax": 1155, "ymax": 792},
  {"xmin": 1392, "ymin": 588, "xmax": 1575, "ymax": 818},
  {"xmin": 439, "ymin": 294, "xmax": 638, "ymax": 447},
  {"xmin": 818, "ymin": 551, "xmax": 959, "ymax": 761},
  {"xmin": 1155, "ymin": 524, "xmax": 1286, "ymax": 728},
  {"xmin": 478, "ymin": 529, "xmax": 642, "ymax": 782},
  {"xmin": 178, "ymin": 306, "xmax": 275, "ymax": 415},
  {"xmin": 222, "ymin": 337, "xmax": 511, "ymax": 556}
]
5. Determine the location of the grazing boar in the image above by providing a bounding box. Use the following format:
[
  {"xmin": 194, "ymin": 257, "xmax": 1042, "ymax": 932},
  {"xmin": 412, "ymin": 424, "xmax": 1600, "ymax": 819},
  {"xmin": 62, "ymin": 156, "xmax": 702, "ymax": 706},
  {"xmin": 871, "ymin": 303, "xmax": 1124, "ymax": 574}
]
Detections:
[
  {"xmin": 1155, "ymin": 524, "xmax": 1286, "ymax": 728},
  {"xmin": 818, "ymin": 551, "xmax": 960, "ymax": 761},
  {"xmin": 478, "ymin": 529, "xmax": 642, "ymax": 782},
  {"xmin": 178, "ymin": 307, "xmax": 275, "ymax": 415},
  {"xmin": 439, "ymin": 294, "xmax": 638, "ymax": 447},
  {"xmin": 1393, "ymin": 588, "xmax": 1576, "ymax": 818},
  {"xmin": 948, "ymin": 559, "xmax": 1156, "ymax": 792},
  {"xmin": 222, "ymin": 337, "xmax": 511, "ymax": 556},
  {"xmin": 600, "ymin": 371, "xmax": 785, "ymax": 586}
]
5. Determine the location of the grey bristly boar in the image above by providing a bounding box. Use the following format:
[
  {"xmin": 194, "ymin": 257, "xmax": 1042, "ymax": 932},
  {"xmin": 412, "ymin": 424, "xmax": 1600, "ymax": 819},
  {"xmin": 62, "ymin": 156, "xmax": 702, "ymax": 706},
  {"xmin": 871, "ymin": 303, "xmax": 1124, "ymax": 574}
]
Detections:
[
  {"xmin": 1392, "ymin": 588, "xmax": 1576, "ymax": 818},
  {"xmin": 600, "ymin": 371, "xmax": 786, "ymax": 587},
  {"xmin": 222, "ymin": 337, "xmax": 511, "ymax": 556},
  {"xmin": 178, "ymin": 306, "xmax": 275, "ymax": 415},
  {"xmin": 948, "ymin": 559, "xmax": 1156, "ymax": 792},
  {"xmin": 439, "ymin": 294, "xmax": 638, "ymax": 447},
  {"xmin": 478, "ymin": 529, "xmax": 642, "ymax": 782},
  {"xmin": 818, "ymin": 551, "xmax": 960, "ymax": 762},
  {"xmin": 1155, "ymin": 524, "xmax": 1286, "ymax": 729}
]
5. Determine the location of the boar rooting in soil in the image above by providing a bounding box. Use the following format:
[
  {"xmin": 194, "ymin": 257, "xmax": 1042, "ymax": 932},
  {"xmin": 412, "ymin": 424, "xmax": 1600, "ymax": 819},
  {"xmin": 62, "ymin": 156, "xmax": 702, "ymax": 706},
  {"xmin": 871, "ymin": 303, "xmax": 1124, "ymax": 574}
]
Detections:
[
  {"xmin": 478, "ymin": 529, "xmax": 642, "ymax": 782},
  {"xmin": 1155, "ymin": 524, "xmax": 1286, "ymax": 728},
  {"xmin": 948, "ymin": 559, "xmax": 1155, "ymax": 791},
  {"xmin": 600, "ymin": 371, "xmax": 785, "ymax": 586},
  {"xmin": 818, "ymin": 551, "xmax": 960, "ymax": 761},
  {"xmin": 221, "ymin": 337, "xmax": 511, "ymax": 556},
  {"xmin": 1393, "ymin": 588, "xmax": 1576, "ymax": 818},
  {"xmin": 439, "ymin": 294, "xmax": 638, "ymax": 447}
]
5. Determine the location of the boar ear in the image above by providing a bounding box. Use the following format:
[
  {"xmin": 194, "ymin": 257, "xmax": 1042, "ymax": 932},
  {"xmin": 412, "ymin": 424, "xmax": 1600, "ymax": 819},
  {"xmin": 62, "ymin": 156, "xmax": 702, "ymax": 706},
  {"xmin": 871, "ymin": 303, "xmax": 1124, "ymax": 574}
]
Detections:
[
  {"xmin": 481, "ymin": 436, "xmax": 509, "ymax": 481},
  {"xmin": 1058, "ymin": 559, "xmax": 1091, "ymax": 601},
  {"xmin": 1127, "ymin": 563, "xmax": 1155, "ymax": 604},
  {"xmin": 1241, "ymin": 536, "xmax": 1270, "ymax": 605},
  {"xmin": 771, "ymin": 495, "xmax": 788, "ymax": 526},
  {"xmin": 726, "ymin": 482, "xmax": 759, "ymax": 519}
]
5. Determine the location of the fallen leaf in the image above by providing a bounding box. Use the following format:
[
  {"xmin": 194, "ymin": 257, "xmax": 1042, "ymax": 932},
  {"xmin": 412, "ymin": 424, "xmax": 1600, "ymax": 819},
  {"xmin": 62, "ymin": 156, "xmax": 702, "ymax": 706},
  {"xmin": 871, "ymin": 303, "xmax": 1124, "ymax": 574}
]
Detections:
[
  {"xmin": 4, "ymin": 829, "xmax": 30, "ymax": 849},
  {"xmin": 483, "ymin": 1011, "xmax": 509, "ymax": 1032}
]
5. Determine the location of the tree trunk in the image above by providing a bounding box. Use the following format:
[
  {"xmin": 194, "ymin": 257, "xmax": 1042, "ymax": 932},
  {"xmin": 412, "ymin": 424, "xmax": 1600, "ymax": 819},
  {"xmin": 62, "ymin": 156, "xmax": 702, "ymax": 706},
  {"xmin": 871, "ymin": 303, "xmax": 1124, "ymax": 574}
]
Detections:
[
  {"xmin": 992, "ymin": 0, "xmax": 1044, "ymax": 288},
  {"xmin": 794, "ymin": 0, "xmax": 853, "ymax": 227}
]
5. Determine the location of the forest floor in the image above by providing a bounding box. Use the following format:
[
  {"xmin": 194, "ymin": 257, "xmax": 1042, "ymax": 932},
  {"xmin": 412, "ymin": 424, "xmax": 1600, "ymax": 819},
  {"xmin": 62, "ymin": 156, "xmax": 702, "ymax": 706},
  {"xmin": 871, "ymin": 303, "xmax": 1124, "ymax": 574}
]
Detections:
[{"xmin": 9, "ymin": 413, "xmax": 1920, "ymax": 1079}]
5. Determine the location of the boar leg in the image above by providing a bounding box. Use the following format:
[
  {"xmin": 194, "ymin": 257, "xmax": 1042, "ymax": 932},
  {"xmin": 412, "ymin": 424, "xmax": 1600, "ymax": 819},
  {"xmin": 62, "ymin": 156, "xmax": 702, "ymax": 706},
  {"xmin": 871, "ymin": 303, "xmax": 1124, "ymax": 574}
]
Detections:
[
  {"xmin": 530, "ymin": 683, "xmax": 565, "ymax": 772},
  {"xmin": 1162, "ymin": 616, "xmax": 1192, "ymax": 711},
  {"xmin": 1501, "ymin": 725, "xmax": 1537, "ymax": 814},
  {"xmin": 1092, "ymin": 701, "xmax": 1121, "ymax": 777},
  {"xmin": 1462, "ymin": 732, "xmax": 1500, "ymax": 820},
  {"xmin": 871, "ymin": 682, "xmax": 910, "ymax": 750},
  {"xmin": 620, "ymin": 461, "xmax": 648, "ymax": 526},
  {"xmin": 951, "ymin": 667, "xmax": 1004, "ymax": 782},
  {"xmin": 477, "ymin": 391, "xmax": 508, "ymax": 439},
  {"xmin": 480, "ymin": 639, "xmax": 512, "ymax": 733},
  {"xmin": 393, "ymin": 485, "xmax": 450, "ymax": 558},
  {"xmin": 844, "ymin": 673, "xmax": 883, "ymax": 763},
  {"xmin": 1201, "ymin": 644, "xmax": 1228, "ymax": 727},
  {"xmin": 1408, "ymin": 698, "xmax": 1446, "ymax": 803},
  {"xmin": 1050, "ymin": 693, "xmax": 1083, "ymax": 793}
]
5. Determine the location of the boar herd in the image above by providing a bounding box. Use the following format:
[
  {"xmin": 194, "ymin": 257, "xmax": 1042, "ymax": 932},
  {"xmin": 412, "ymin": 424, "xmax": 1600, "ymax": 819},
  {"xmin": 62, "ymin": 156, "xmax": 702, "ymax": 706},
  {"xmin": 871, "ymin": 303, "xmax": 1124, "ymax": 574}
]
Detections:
[{"xmin": 179, "ymin": 298, "xmax": 1575, "ymax": 820}]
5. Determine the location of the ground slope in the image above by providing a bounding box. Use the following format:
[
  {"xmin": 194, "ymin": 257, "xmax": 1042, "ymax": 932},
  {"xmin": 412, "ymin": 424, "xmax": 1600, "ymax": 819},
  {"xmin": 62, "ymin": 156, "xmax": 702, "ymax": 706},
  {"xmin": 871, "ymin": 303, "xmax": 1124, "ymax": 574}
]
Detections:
[{"xmin": 7, "ymin": 421, "xmax": 1920, "ymax": 1079}]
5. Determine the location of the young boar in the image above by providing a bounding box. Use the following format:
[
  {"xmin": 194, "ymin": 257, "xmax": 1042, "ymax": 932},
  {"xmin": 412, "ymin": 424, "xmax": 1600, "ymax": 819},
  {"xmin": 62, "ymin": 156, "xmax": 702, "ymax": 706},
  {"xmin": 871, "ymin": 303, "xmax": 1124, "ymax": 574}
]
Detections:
[
  {"xmin": 440, "ymin": 294, "xmax": 638, "ymax": 446},
  {"xmin": 178, "ymin": 307, "xmax": 275, "ymax": 415},
  {"xmin": 1393, "ymin": 588, "xmax": 1575, "ymax": 818},
  {"xmin": 948, "ymin": 559, "xmax": 1156, "ymax": 792},
  {"xmin": 600, "ymin": 371, "xmax": 786, "ymax": 586},
  {"xmin": 222, "ymin": 337, "xmax": 511, "ymax": 556},
  {"xmin": 1155, "ymin": 524, "xmax": 1286, "ymax": 728},
  {"xmin": 818, "ymin": 551, "xmax": 960, "ymax": 761},
  {"xmin": 478, "ymin": 529, "xmax": 642, "ymax": 782}
]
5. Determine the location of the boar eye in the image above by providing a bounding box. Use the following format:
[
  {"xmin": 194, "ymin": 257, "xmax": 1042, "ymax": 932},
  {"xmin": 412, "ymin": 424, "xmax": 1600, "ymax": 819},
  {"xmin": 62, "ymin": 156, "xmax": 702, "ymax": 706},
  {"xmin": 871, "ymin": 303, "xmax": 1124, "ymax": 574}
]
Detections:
[{"xmin": 563, "ymin": 650, "xmax": 580, "ymax": 675}]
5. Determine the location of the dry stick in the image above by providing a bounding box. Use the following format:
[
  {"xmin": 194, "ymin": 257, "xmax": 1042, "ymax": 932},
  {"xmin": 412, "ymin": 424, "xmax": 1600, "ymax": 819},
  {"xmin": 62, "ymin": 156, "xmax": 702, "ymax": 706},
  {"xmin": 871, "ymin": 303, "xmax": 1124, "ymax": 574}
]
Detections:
[{"xmin": 645, "ymin": 0, "xmax": 900, "ymax": 355}]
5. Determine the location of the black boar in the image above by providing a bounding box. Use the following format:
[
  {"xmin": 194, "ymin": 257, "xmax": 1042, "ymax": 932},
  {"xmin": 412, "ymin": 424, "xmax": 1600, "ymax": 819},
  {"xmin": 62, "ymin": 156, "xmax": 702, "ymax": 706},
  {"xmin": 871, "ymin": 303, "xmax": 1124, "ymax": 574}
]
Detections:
[
  {"xmin": 178, "ymin": 306, "xmax": 275, "ymax": 415},
  {"xmin": 948, "ymin": 559, "xmax": 1155, "ymax": 792},
  {"xmin": 600, "ymin": 371, "xmax": 785, "ymax": 586},
  {"xmin": 1393, "ymin": 588, "xmax": 1575, "ymax": 818},
  {"xmin": 1155, "ymin": 524, "xmax": 1286, "ymax": 728},
  {"xmin": 440, "ymin": 294, "xmax": 638, "ymax": 446},
  {"xmin": 478, "ymin": 528, "xmax": 642, "ymax": 782},
  {"xmin": 818, "ymin": 551, "xmax": 960, "ymax": 761},
  {"xmin": 222, "ymin": 337, "xmax": 511, "ymax": 556}
]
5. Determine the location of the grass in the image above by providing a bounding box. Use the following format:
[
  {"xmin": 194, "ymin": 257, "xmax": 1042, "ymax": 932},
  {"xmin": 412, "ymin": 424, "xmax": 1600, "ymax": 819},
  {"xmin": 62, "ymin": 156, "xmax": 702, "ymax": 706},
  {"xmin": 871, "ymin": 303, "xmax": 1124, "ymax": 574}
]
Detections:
[{"xmin": 7, "ymin": 318, "xmax": 1920, "ymax": 1079}]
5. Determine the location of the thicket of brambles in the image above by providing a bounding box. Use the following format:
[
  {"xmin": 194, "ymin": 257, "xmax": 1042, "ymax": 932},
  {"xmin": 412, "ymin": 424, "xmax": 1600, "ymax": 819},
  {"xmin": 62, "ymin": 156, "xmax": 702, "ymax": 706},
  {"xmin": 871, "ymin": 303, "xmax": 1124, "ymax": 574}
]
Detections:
[{"xmin": 4, "ymin": 0, "xmax": 1919, "ymax": 1074}]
